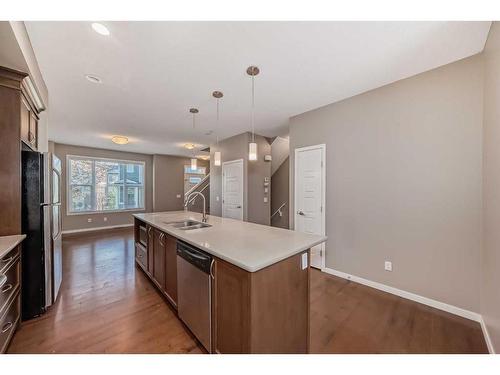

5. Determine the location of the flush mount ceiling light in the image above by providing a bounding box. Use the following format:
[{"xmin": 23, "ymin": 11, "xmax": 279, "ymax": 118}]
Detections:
[
  {"xmin": 184, "ymin": 143, "xmax": 195, "ymax": 150},
  {"xmin": 111, "ymin": 136, "xmax": 129, "ymax": 145},
  {"xmin": 85, "ymin": 74, "xmax": 102, "ymax": 84},
  {"xmin": 197, "ymin": 155, "xmax": 210, "ymax": 161},
  {"xmin": 212, "ymin": 91, "xmax": 224, "ymax": 167},
  {"xmin": 247, "ymin": 66, "xmax": 260, "ymax": 161},
  {"xmin": 91, "ymin": 22, "xmax": 110, "ymax": 36}
]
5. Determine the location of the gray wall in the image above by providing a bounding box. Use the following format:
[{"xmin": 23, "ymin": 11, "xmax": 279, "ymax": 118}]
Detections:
[
  {"xmin": 271, "ymin": 157, "xmax": 290, "ymax": 229},
  {"xmin": 210, "ymin": 132, "xmax": 271, "ymax": 225},
  {"xmin": 54, "ymin": 143, "xmax": 154, "ymax": 232},
  {"xmin": 482, "ymin": 22, "xmax": 500, "ymax": 352},
  {"xmin": 153, "ymin": 154, "xmax": 208, "ymax": 212},
  {"xmin": 289, "ymin": 54, "xmax": 483, "ymax": 312}
]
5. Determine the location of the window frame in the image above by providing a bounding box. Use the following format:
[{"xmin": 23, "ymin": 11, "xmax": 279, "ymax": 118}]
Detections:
[{"xmin": 66, "ymin": 154, "xmax": 146, "ymax": 216}]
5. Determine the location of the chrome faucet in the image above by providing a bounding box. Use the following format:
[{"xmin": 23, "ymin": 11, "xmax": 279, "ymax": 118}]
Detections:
[{"xmin": 184, "ymin": 191, "xmax": 208, "ymax": 223}]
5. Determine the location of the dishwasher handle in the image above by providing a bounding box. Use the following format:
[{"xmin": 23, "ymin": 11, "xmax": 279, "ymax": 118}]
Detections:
[{"xmin": 177, "ymin": 241, "xmax": 212, "ymax": 274}]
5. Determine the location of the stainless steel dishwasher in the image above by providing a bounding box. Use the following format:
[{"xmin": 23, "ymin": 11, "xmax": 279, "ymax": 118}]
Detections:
[{"xmin": 176, "ymin": 240, "xmax": 213, "ymax": 352}]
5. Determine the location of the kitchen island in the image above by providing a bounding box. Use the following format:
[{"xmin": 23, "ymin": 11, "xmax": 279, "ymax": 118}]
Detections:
[{"xmin": 133, "ymin": 211, "xmax": 326, "ymax": 354}]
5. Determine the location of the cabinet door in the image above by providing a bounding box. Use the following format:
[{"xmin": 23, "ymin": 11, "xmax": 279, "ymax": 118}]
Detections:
[
  {"xmin": 212, "ymin": 259, "xmax": 251, "ymax": 354},
  {"xmin": 164, "ymin": 232, "xmax": 177, "ymax": 304},
  {"xmin": 20, "ymin": 97, "xmax": 30, "ymax": 146},
  {"xmin": 147, "ymin": 225, "xmax": 154, "ymax": 274},
  {"xmin": 29, "ymin": 111, "xmax": 38, "ymax": 150},
  {"xmin": 153, "ymin": 229, "xmax": 166, "ymax": 288}
]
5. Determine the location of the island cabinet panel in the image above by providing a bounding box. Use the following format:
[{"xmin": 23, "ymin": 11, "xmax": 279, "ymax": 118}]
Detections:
[
  {"xmin": 212, "ymin": 251, "xmax": 310, "ymax": 354},
  {"xmin": 212, "ymin": 259, "xmax": 251, "ymax": 354},
  {"xmin": 153, "ymin": 229, "xmax": 166, "ymax": 288},
  {"xmin": 163, "ymin": 233, "xmax": 177, "ymax": 305},
  {"xmin": 146, "ymin": 225, "xmax": 154, "ymax": 274}
]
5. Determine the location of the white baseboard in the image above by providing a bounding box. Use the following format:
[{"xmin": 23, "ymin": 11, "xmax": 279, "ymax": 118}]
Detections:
[
  {"xmin": 62, "ymin": 224, "xmax": 133, "ymax": 235},
  {"xmin": 322, "ymin": 267, "xmax": 481, "ymax": 323},
  {"xmin": 479, "ymin": 316, "xmax": 496, "ymax": 354}
]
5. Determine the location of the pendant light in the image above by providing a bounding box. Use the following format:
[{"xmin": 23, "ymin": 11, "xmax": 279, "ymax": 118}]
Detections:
[
  {"xmin": 212, "ymin": 91, "xmax": 223, "ymax": 167},
  {"xmin": 247, "ymin": 66, "xmax": 259, "ymax": 161},
  {"xmin": 189, "ymin": 108, "xmax": 199, "ymax": 170}
]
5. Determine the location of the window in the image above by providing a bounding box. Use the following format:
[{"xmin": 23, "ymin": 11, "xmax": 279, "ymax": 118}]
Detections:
[
  {"xmin": 68, "ymin": 155, "xmax": 145, "ymax": 214},
  {"xmin": 184, "ymin": 166, "xmax": 206, "ymax": 175}
]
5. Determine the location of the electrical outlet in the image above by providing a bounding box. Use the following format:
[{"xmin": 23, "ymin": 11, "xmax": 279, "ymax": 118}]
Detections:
[
  {"xmin": 384, "ymin": 261, "xmax": 392, "ymax": 272},
  {"xmin": 103, "ymin": 217, "xmax": 107, "ymax": 222},
  {"xmin": 87, "ymin": 218, "xmax": 92, "ymax": 223},
  {"xmin": 216, "ymin": 196, "xmax": 220, "ymax": 201},
  {"xmin": 176, "ymin": 194, "xmax": 181, "ymax": 198}
]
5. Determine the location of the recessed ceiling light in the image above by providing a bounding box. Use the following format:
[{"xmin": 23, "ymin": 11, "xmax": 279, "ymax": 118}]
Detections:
[
  {"xmin": 111, "ymin": 136, "xmax": 129, "ymax": 145},
  {"xmin": 91, "ymin": 22, "xmax": 110, "ymax": 36},
  {"xmin": 184, "ymin": 143, "xmax": 195, "ymax": 150},
  {"xmin": 85, "ymin": 74, "xmax": 102, "ymax": 84}
]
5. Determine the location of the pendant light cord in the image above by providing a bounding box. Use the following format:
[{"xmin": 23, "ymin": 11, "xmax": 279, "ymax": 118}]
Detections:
[
  {"xmin": 251, "ymin": 74, "xmax": 255, "ymax": 142},
  {"xmin": 216, "ymin": 98, "xmax": 220, "ymax": 145}
]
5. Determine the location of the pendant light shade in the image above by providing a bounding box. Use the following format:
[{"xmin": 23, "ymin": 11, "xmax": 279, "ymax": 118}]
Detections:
[
  {"xmin": 214, "ymin": 151, "xmax": 221, "ymax": 166},
  {"xmin": 248, "ymin": 142, "xmax": 257, "ymax": 161},
  {"xmin": 247, "ymin": 66, "xmax": 259, "ymax": 162},
  {"xmin": 191, "ymin": 158, "xmax": 197, "ymax": 171}
]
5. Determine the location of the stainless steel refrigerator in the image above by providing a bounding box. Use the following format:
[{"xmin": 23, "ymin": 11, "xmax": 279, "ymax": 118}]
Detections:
[{"xmin": 21, "ymin": 149, "xmax": 62, "ymax": 320}]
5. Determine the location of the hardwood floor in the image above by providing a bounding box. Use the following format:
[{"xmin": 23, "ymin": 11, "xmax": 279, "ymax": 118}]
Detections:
[
  {"xmin": 8, "ymin": 227, "xmax": 487, "ymax": 354},
  {"xmin": 8, "ymin": 228, "xmax": 204, "ymax": 353}
]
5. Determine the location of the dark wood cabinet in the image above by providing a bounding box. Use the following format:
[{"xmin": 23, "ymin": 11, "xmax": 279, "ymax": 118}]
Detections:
[
  {"xmin": 146, "ymin": 225, "xmax": 154, "ymax": 274},
  {"xmin": 135, "ymin": 220, "xmax": 178, "ymax": 309},
  {"xmin": 29, "ymin": 111, "xmax": 38, "ymax": 150},
  {"xmin": 20, "ymin": 93, "xmax": 38, "ymax": 151},
  {"xmin": 153, "ymin": 229, "xmax": 166, "ymax": 288},
  {"xmin": 20, "ymin": 97, "xmax": 30, "ymax": 148},
  {"xmin": 212, "ymin": 259, "xmax": 251, "ymax": 354},
  {"xmin": 0, "ymin": 243, "xmax": 22, "ymax": 353},
  {"xmin": 164, "ymin": 232, "xmax": 177, "ymax": 305},
  {"xmin": 212, "ymin": 252, "xmax": 309, "ymax": 354}
]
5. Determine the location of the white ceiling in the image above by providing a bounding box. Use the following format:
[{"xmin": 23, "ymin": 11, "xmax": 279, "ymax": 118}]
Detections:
[{"xmin": 25, "ymin": 21, "xmax": 491, "ymax": 157}]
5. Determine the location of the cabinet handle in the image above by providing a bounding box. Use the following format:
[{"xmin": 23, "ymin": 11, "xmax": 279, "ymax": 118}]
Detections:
[
  {"xmin": 1, "ymin": 322, "xmax": 13, "ymax": 333},
  {"xmin": 210, "ymin": 259, "xmax": 215, "ymax": 280},
  {"xmin": 148, "ymin": 227, "xmax": 152, "ymax": 236},
  {"xmin": 159, "ymin": 232, "xmax": 165, "ymax": 246},
  {"xmin": 1, "ymin": 283, "xmax": 13, "ymax": 293}
]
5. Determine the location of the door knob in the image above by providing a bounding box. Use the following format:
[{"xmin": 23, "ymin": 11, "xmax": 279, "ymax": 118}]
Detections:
[{"xmin": 297, "ymin": 210, "xmax": 305, "ymax": 216}]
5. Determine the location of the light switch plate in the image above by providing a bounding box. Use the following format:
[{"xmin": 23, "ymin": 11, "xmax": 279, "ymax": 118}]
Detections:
[
  {"xmin": 385, "ymin": 261, "xmax": 393, "ymax": 272},
  {"xmin": 264, "ymin": 197, "xmax": 268, "ymax": 203},
  {"xmin": 301, "ymin": 253, "xmax": 308, "ymax": 270},
  {"xmin": 176, "ymin": 194, "xmax": 181, "ymax": 198}
]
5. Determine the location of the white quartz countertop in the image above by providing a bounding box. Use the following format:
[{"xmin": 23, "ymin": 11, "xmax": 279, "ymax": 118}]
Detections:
[
  {"xmin": 0, "ymin": 234, "xmax": 26, "ymax": 259},
  {"xmin": 133, "ymin": 211, "xmax": 327, "ymax": 272}
]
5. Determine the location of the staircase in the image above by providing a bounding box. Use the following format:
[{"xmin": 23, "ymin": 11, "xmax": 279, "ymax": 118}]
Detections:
[{"xmin": 184, "ymin": 173, "xmax": 210, "ymax": 214}]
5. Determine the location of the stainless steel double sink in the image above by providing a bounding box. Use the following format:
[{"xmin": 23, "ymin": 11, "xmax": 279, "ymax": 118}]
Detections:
[{"xmin": 164, "ymin": 220, "xmax": 211, "ymax": 230}]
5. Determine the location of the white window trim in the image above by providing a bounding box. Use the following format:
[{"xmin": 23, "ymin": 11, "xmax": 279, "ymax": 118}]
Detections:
[{"xmin": 66, "ymin": 154, "xmax": 146, "ymax": 216}]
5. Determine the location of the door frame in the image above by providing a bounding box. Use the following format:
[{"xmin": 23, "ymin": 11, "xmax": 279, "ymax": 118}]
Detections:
[
  {"xmin": 222, "ymin": 159, "xmax": 244, "ymax": 220},
  {"xmin": 294, "ymin": 144, "xmax": 326, "ymax": 270}
]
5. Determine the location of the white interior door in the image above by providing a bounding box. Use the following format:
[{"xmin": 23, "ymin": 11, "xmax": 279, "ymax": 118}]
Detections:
[
  {"xmin": 295, "ymin": 145, "xmax": 325, "ymax": 269},
  {"xmin": 222, "ymin": 159, "xmax": 244, "ymax": 220}
]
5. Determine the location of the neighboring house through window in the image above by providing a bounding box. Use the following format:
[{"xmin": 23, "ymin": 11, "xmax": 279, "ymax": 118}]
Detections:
[{"xmin": 68, "ymin": 155, "xmax": 145, "ymax": 214}]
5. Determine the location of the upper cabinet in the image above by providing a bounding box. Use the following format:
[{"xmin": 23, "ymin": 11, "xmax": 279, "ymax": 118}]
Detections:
[
  {"xmin": 20, "ymin": 96, "xmax": 38, "ymax": 151},
  {"xmin": 20, "ymin": 90, "xmax": 39, "ymax": 151}
]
